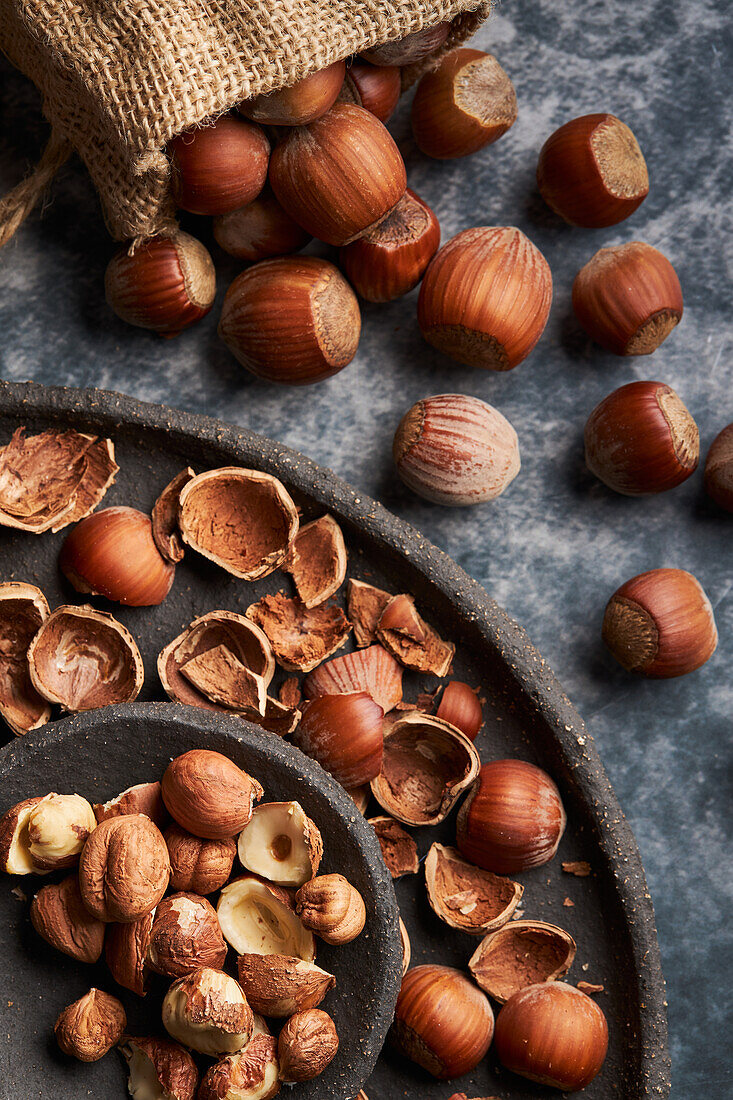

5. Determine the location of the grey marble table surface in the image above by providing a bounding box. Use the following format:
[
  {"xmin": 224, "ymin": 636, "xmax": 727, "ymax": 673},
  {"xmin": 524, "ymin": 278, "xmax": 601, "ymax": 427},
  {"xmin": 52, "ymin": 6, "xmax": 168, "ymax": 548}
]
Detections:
[{"xmin": 1, "ymin": 1, "xmax": 731, "ymax": 1095}]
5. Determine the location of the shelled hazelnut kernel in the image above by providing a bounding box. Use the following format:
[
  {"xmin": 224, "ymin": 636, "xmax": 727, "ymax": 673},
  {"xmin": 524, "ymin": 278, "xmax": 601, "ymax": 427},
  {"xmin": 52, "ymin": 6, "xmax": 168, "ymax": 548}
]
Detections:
[
  {"xmin": 393, "ymin": 394, "xmax": 520, "ymax": 506},
  {"xmin": 169, "ymin": 116, "xmax": 270, "ymax": 216},
  {"xmin": 418, "ymin": 226, "xmax": 552, "ymax": 370},
  {"xmin": 162, "ymin": 749, "xmax": 263, "ymax": 839},
  {"xmin": 54, "ymin": 988, "xmax": 126, "ymax": 1062},
  {"xmin": 165, "ymin": 825, "xmax": 236, "ymax": 894},
  {"xmin": 213, "ymin": 187, "xmax": 311, "ymax": 262},
  {"xmin": 573, "ymin": 242, "xmax": 683, "ymax": 355},
  {"xmin": 105, "ymin": 231, "xmax": 215, "ymax": 336},
  {"xmin": 361, "ymin": 22, "xmax": 450, "ymax": 67},
  {"xmin": 704, "ymin": 423, "xmax": 733, "ymax": 512},
  {"xmin": 602, "ymin": 567, "xmax": 718, "ymax": 678},
  {"xmin": 278, "ymin": 1009, "xmax": 340, "ymax": 1081},
  {"xmin": 584, "ymin": 380, "xmax": 699, "ymax": 495},
  {"xmin": 295, "ymin": 873, "xmax": 366, "ymax": 944},
  {"xmin": 339, "ymin": 189, "xmax": 440, "ymax": 302},
  {"xmin": 537, "ymin": 113, "xmax": 649, "ymax": 227},
  {"xmin": 269, "ymin": 103, "xmax": 406, "ymax": 246},
  {"xmin": 78, "ymin": 813, "xmax": 170, "ymax": 922},
  {"xmin": 412, "ymin": 49, "xmax": 517, "ymax": 159},
  {"xmin": 340, "ymin": 61, "xmax": 401, "ymax": 123},
  {"xmin": 239, "ymin": 60, "xmax": 346, "ymax": 126},
  {"xmin": 25, "ymin": 792, "xmax": 96, "ymax": 870},
  {"xmin": 219, "ymin": 256, "xmax": 360, "ymax": 385}
]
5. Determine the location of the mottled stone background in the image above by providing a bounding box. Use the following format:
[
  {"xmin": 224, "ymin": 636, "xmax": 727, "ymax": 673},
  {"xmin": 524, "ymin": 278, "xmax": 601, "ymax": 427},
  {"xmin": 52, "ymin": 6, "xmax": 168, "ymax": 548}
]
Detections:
[{"xmin": 0, "ymin": 1, "xmax": 731, "ymax": 1094}]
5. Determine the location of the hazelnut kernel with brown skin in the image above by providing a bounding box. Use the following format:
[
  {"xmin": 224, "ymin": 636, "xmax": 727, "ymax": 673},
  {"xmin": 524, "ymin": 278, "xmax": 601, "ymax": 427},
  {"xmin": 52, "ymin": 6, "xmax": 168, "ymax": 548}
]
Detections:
[
  {"xmin": 162, "ymin": 967, "xmax": 254, "ymax": 1056},
  {"xmin": 197, "ymin": 1025, "xmax": 279, "ymax": 1100},
  {"xmin": 295, "ymin": 873, "xmax": 366, "ymax": 944},
  {"xmin": 278, "ymin": 1008, "xmax": 339, "ymax": 1082},
  {"xmin": 148, "ymin": 892, "xmax": 228, "ymax": 978},
  {"xmin": 162, "ymin": 749, "xmax": 263, "ymax": 840},
  {"xmin": 30, "ymin": 874, "xmax": 105, "ymax": 963},
  {"xmin": 120, "ymin": 1036, "xmax": 199, "ymax": 1100},
  {"xmin": 165, "ymin": 824, "xmax": 236, "ymax": 895},
  {"xmin": 78, "ymin": 813, "xmax": 170, "ymax": 922},
  {"xmin": 105, "ymin": 910, "xmax": 155, "ymax": 996},
  {"xmin": 54, "ymin": 988, "xmax": 126, "ymax": 1062},
  {"xmin": 25, "ymin": 792, "xmax": 96, "ymax": 870},
  {"xmin": 236, "ymin": 954, "xmax": 335, "ymax": 1018}
]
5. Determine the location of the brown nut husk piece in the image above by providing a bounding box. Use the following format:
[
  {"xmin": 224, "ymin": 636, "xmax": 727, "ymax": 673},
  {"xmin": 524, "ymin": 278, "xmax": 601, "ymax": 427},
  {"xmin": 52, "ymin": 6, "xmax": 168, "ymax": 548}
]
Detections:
[
  {"xmin": 295, "ymin": 873, "xmax": 366, "ymax": 945},
  {"xmin": 282, "ymin": 515, "xmax": 347, "ymax": 608},
  {"xmin": 148, "ymin": 892, "xmax": 228, "ymax": 978},
  {"xmin": 162, "ymin": 967, "xmax": 254, "ymax": 1056},
  {"xmin": 79, "ymin": 813, "xmax": 170, "ymax": 922},
  {"xmin": 165, "ymin": 825, "xmax": 237, "ymax": 895},
  {"xmin": 377, "ymin": 594, "xmax": 455, "ymax": 676},
  {"xmin": 55, "ymin": 988, "xmax": 126, "ymax": 1062},
  {"xmin": 468, "ymin": 920, "xmax": 577, "ymax": 1003},
  {"xmin": 346, "ymin": 784, "xmax": 370, "ymax": 815},
  {"xmin": 278, "ymin": 1008, "xmax": 339, "ymax": 1082},
  {"xmin": 425, "ymin": 843, "xmax": 523, "ymax": 935},
  {"xmin": 563, "ymin": 859, "xmax": 592, "ymax": 877},
  {"xmin": 217, "ymin": 875, "xmax": 315, "ymax": 961},
  {"xmin": 152, "ymin": 468, "xmax": 195, "ymax": 564},
  {"xmin": 238, "ymin": 801, "xmax": 322, "ymax": 888},
  {"xmin": 0, "ymin": 582, "xmax": 51, "ymax": 735},
  {"xmin": 181, "ymin": 645, "xmax": 268, "ymax": 716},
  {"xmin": 303, "ymin": 643, "xmax": 402, "ymax": 712},
  {"xmin": 26, "ymin": 792, "xmax": 96, "ymax": 870},
  {"xmin": 399, "ymin": 917, "xmax": 411, "ymax": 976},
  {"xmin": 30, "ymin": 873, "xmax": 106, "ymax": 963},
  {"xmin": 278, "ymin": 677, "xmax": 301, "ymax": 708},
  {"xmin": 94, "ymin": 780, "xmax": 167, "ymax": 827},
  {"xmin": 0, "ymin": 795, "xmax": 45, "ymax": 874},
  {"xmin": 162, "ymin": 749, "xmax": 263, "ymax": 840},
  {"xmin": 368, "ymin": 815, "xmax": 419, "ymax": 878},
  {"xmin": 120, "ymin": 1036, "xmax": 199, "ymax": 1100},
  {"xmin": 0, "ymin": 427, "xmax": 117, "ymax": 533},
  {"xmin": 346, "ymin": 579, "xmax": 391, "ymax": 647},
  {"xmin": 371, "ymin": 712, "xmax": 480, "ymax": 826},
  {"xmin": 246, "ymin": 592, "xmax": 351, "ymax": 672},
  {"xmin": 105, "ymin": 909, "xmax": 155, "ymax": 995},
  {"xmin": 198, "ymin": 1017, "xmax": 279, "ymax": 1100},
  {"xmin": 237, "ymin": 954, "xmax": 335, "ymax": 1018},
  {"xmin": 178, "ymin": 468, "xmax": 299, "ymax": 580},
  {"xmin": 28, "ymin": 605, "xmax": 144, "ymax": 711}
]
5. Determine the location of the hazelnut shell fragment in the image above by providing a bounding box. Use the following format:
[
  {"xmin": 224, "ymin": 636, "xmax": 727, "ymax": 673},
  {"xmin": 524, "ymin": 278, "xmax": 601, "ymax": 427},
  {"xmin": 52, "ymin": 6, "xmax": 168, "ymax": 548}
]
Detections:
[
  {"xmin": 28, "ymin": 605, "xmax": 144, "ymax": 711},
  {"xmin": 162, "ymin": 749, "xmax": 263, "ymax": 840},
  {"xmin": 54, "ymin": 988, "xmax": 126, "ymax": 1062},
  {"xmin": 30, "ymin": 873, "xmax": 105, "ymax": 963},
  {"xmin": 165, "ymin": 824, "xmax": 237, "ymax": 895},
  {"xmin": 425, "ymin": 843, "xmax": 523, "ymax": 935},
  {"xmin": 94, "ymin": 780, "xmax": 167, "ymax": 827},
  {"xmin": 0, "ymin": 582, "xmax": 51, "ymax": 735},
  {"xmin": 371, "ymin": 712, "xmax": 480, "ymax": 826},
  {"xmin": 399, "ymin": 917, "xmax": 411, "ymax": 976},
  {"xmin": 237, "ymin": 801, "xmax": 322, "ymax": 888},
  {"xmin": 0, "ymin": 795, "xmax": 45, "ymax": 874},
  {"xmin": 346, "ymin": 579, "xmax": 391, "ymax": 647},
  {"xmin": 246, "ymin": 592, "xmax": 351, "ymax": 673},
  {"xmin": 152, "ymin": 467, "xmax": 195, "ymax": 563},
  {"xmin": 377, "ymin": 594, "xmax": 455, "ymax": 676},
  {"xmin": 178, "ymin": 467, "xmax": 299, "ymax": 580},
  {"xmin": 148, "ymin": 892, "xmax": 228, "ymax": 978},
  {"xmin": 181, "ymin": 645, "xmax": 268, "ymax": 716},
  {"xmin": 237, "ymin": 953, "xmax": 335, "ymax": 1018},
  {"xmin": 283, "ymin": 514, "xmax": 347, "ymax": 608},
  {"xmin": 105, "ymin": 909, "xmax": 155, "ymax": 995},
  {"xmin": 468, "ymin": 920, "xmax": 576, "ymax": 1003},
  {"xmin": 162, "ymin": 966, "xmax": 254, "ymax": 1056},
  {"xmin": 78, "ymin": 813, "xmax": 170, "ymax": 922},
  {"xmin": 303, "ymin": 643, "xmax": 402, "ymax": 713},
  {"xmin": 278, "ymin": 1008, "xmax": 339, "ymax": 1082},
  {"xmin": 120, "ymin": 1036, "xmax": 199, "ymax": 1100},
  {"xmin": 295, "ymin": 873, "xmax": 366, "ymax": 944},
  {"xmin": 217, "ymin": 874, "xmax": 315, "ymax": 961},
  {"xmin": 368, "ymin": 815, "xmax": 419, "ymax": 878}
]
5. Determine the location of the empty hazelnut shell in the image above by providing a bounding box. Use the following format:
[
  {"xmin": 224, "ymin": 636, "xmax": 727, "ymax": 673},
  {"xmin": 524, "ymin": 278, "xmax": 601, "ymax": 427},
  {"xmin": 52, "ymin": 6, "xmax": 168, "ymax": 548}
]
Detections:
[
  {"xmin": 377, "ymin": 593, "xmax": 455, "ymax": 676},
  {"xmin": 468, "ymin": 920, "xmax": 577, "ymax": 1003},
  {"xmin": 346, "ymin": 579, "xmax": 392, "ymax": 647},
  {"xmin": 178, "ymin": 467, "xmax": 299, "ymax": 579},
  {"xmin": 425, "ymin": 843, "xmax": 523, "ymax": 935},
  {"xmin": 368, "ymin": 815, "xmax": 419, "ymax": 878},
  {"xmin": 237, "ymin": 953, "xmax": 335, "ymax": 1018},
  {"xmin": 0, "ymin": 581, "xmax": 51, "ymax": 735},
  {"xmin": 246, "ymin": 592, "xmax": 352, "ymax": 673},
  {"xmin": 282, "ymin": 514, "xmax": 348, "ymax": 608},
  {"xmin": 303, "ymin": 643, "xmax": 403, "ymax": 713},
  {"xmin": 28, "ymin": 605, "xmax": 144, "ymax": 712},
  {"xmin": 180, "ymin": 645, "xmax": 268, "ymax": 716},
  {"xmin": 152, "ymin": 468, "xmax": 195, "ymax": 564},
  {"xmin": 371, "ymin": 712, "xmax": 480, "ymax": 826}
]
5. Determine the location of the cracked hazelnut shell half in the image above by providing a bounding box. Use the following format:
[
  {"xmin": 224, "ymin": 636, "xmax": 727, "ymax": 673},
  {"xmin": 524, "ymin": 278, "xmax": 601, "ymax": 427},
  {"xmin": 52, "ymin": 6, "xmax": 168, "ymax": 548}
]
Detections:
[
  {"xmin": 0, "ymin": 427, "xmax": 117, "ymax": 533},
  {"xmin": 237, "ymin": 801, "xmax": 322, "ymax": 888},
  {"xmin": 294, "ymin": 692, "xmax": 385, "ymax": 788},
  {"xmin": 55, "ymin": 987, "xmax": 126, "ymax": 1062},
  {"xmin": 169, "ymin": 116, "xmax": 270, "ymax": 216},
  {"xmin": 246, "ymin": 592, "xmax": 351, "ymax": 673},
  {"xmin": 278, "ymin": 1008, "xmax": 339, "ymax": 1082},
  {"xmin": 0, "ymin": 795, "xmax": 45, "ymax": 874},
  {"xmin": 303, "ymin": 643, "xmax": 403, "ymax": 713},
  {"xmin": 237, "ymin": 954, "xmax": 335, "ymax": 1018},
  {"xmin": 105, "ymin": 909, "xmax": 155, "ymax": 995},
  {"xmin": 30, "ymin": 873, "xmax": 105, "ymax": 963},
  {"xmin": 198, "ymin": 1023, "xmax": 279, "ymax": 1100},
  {"xmin": 163, "ymin": 967, "xmax": 254, "ymax": 1056},
  {"xmin": 346, "ymin": 580, "xmax": 391, "ymax": 647},
  {"xmin": 468, "ymin": 920, "xmax": 577, "ymax": 1003},
  {"xmin": 705, "ymin": 423, "xmax": 733, "ymax": 512},
  {"xmin": 162, "ymin": 749, "xmax": 263, "ymax": 840},
  {"xmin": 120, "ymin": 1036, "xmax": 198, "ymax": 1100},
  {"xmin": 178, "ymin": 468, "xmax": 298, "ymax": 579},
  {"xmin": 283, "ymin": 515, "xmax": 347, "ymax": 608},
  {"xmin": 152, "ymin": 467, "xmax": 194, "ymax": 564},
  {"xmin": 361, "ymin": 22, "xmax": 450, "ymax": 66},
  {"xmin": 217, "ymin": 874, "xmax": 315, "ymax": 961},
  {"xmin": 79, "ymin": 813, "xmax": 170, "ymax": 922},
  {"xmin": 25, "ymin": 791, "xmax": 96, "ymax": 870},
  {"xmin": 0, "ymin": 582, "xmax": 51, "ymax": 735},
  {"xmin": 457, "ymin": 759, "xmax": 566, "ymax": 874},
  {"xmin": 339, "ymin": 61, "xmax": 401, "ymax": 123},
  {"xmin": 368, "ymin": 815, "xmax": 419, "ymax": 878},
  {"xmin": 377, "ymin": 593, "xmax": 455, "ymax": 675},
  {"xmin": 94, "ymin": 780, "xmax": 167, "ymax": 827},
  {"xmin": 28, "ymin": 605, "xmax": 144, "ymax": 711},
  {"xmin": 295, "ymin": 873, "xmax": 366, "ymax": 945},
  {"xmin": 425, "ymin": 844, "xmax": 523, "ymax": 936},
  {"xmin": 148, "ymin": 892, "xmax": 228, "ymax": 978},
  {"xmin": 371, "ymin": 712, "xmax": 480, "ymax": 826},
  {"xmin": 165, "ymin": 824, "xmax": 236, "ymax": 895}
]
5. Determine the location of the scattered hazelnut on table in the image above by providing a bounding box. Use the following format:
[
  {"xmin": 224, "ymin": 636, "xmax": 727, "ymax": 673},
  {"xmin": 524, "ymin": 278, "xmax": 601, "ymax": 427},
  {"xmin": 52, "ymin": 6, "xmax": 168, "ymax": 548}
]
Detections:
[
  {"xmin": 162, "ymin": 967, "xmax": 254, "ymax": 1056},
  {"xmin": 278, "ymin": 1008, "xmax": 340, "ymax": 1081},
  {"xmin": 94, "ymin": 780, "xmax": 167, "ymax": 827},
  {"xmin": 436, "ymin": 680, "xmax": 483, "ymax": 740},
  {"xmin": 293, "ymin": 692, "xmax": 384, "ymax": 787},
  {"xmin": 54, "ymin": 988, "xmax": 126, "ymax": 1062},
  {"xmin": 105, "ymin": 909, "xmax": 156, "ymax": 996}
]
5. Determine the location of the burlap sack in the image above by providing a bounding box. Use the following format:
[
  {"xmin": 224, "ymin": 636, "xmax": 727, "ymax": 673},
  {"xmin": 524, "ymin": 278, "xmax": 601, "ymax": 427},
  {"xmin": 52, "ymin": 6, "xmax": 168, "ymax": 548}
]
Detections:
[{"xmin": 0, "ymin": 1, "xmax": 490, "ymax": 247}]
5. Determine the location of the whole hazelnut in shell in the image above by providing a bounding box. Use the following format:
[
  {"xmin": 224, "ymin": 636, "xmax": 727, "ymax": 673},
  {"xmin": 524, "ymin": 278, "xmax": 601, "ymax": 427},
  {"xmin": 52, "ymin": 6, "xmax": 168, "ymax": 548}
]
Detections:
[
  {"xmin": 704, "ymin": 423, "xmax": 733, "ymax": 512},
  {"xmin": 278, "ymin": 1008, "xmax": 339, "ymax": 1081},
  {"xmin": 213, "ymin": 187, "xmax": 311, "ymax": 263},
  {"xmin": 340, "ymin": 62, "xmax": 401, "ymax": 123},
  {"xmin": 169, "ymin": 116, "xmax": 270, "ymax": 216},
  {"xmin": 54, "ymin": 988, "xmax": 126, "ymax": 1062},
  {"xmin": 361, "ymin": 22, "xmax": 450, "ymax": 66},
  {"xmin": 239, "ymin": 60, "xmax": 346, "ymax": 126},
  {"xmin": 78, "ymin": 813, "xmax": 170, "ymax": 922},
  {"xmin": 162, "ymin": 749, "xmax": 263, "ymax": 840}
]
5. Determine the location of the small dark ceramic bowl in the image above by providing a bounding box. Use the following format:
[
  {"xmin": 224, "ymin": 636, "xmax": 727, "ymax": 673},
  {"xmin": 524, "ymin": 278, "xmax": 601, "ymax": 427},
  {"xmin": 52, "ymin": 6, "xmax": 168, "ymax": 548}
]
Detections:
[{"xmin": 0, "ymin": 702, "xmax": 402, "ymax": 1100}]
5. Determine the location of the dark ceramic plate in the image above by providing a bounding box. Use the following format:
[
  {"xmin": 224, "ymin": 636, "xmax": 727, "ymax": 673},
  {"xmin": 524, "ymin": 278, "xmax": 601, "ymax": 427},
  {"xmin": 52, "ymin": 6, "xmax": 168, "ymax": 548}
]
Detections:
[
  {"xmin": 0, "ymin": 705, "xmax": 401, "ymax": 1099},
  {"xmin": 0, "ymin": 380, "xmax": 670, "ymax": 1099}
]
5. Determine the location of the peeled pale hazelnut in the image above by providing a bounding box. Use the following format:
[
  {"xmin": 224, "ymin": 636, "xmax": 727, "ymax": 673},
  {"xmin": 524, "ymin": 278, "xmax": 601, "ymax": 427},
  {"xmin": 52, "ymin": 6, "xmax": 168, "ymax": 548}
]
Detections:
[
  {"xmin": 30, "ymin": 874, "xmax": 105, "ymax": 963},
  {"xmin": 468, "ymin": 919, "xmax": 576, "ymax": 1003},
  {"xmin": 425, "ymin": 844, "xmax": 523, "ymax": 936},
  {"xmin": 584, "ymin": 380, "xmax": 699, "ymax": 495},
  {"xmin": 246, "ymin": 592, "xmax": 352, "ymax": 673},
  {"xmin": 151, "ymin": 467, "xmax": 195, "ymax": 564},
  {"xmin": 120, "ymin": 1036, "xmax": 198, "ymax": 1100},
  {"xmin": 79, "ymin": 813, "xmax": 170, "ymax": 922},
  {"xmin": 436, "ymin": 681, "xmax": 483, "ymax": 740},
  {"xmin": 105, "ymin": 909, "xmax": 155, "ymax": 995},
  {"xmin": 28, "ymin": 604, "xmax": 144, "ymax": 711},
  {"xmin": 368, "ymin": 816, "xmax": 418, "ymax": 878},
  {"xmin": 573, "ymin": 242, "xmax": 683, "ymax": 355},
  {"xmin": 282, "ymin": 514, "xmax": 347, "ymax": 607},
  {"xmin": 165, "ymin": 824, "xmax": 236, "ymax": 895},
  {"xmin": 94, "ymin": 780, "xmax": 167, "ymax": 827},
  {"xmin": 412, "ymin": 49, "xmax": 517, "ymax": 159},
  {"xmin": 704, "ymin": 423, "xmax": 733, "ymax": 512},
  {"xmin": 340, "ymin": 189, "xmax": 440, "ymax": 302},
  {"xmin": 198, "ymin": 1022, "xmax": 279, "ymax": 1100},
  {"xmin": 0, "ymin": 581, "xmax": 50, "ymax": 735},
  {"xmin": 418, "ymin": 227, "xmax": 552, "ymax": 370},
  {"xmin": 457, "ymin": 759, "xmax": 566, "ymax": 874},
  {"xmin": 162, "ymin": 749, "xmax": 263, "ymax": 840},
  {"xmin": 346, "ymin": 580, "xmax": 391, "ymax": 648},
  {"xmin": 537, "ymin": 112, "xmax": 649, "ymax": 227},
  {"xmin": 269, "ymin": 103, "xmax": 406, "ymax": 246},
  {"xmin": 361, "ymin": 22, "xmax": 450, "ymax": 66},
  {"xmin": 294, "ymin": 692, "xmax": 384, "ymax": 788},
  {"xmin": 377, "ymin": 593, "xmax": 455, "ymax": 675},
  {"xmin": 303, "ymin": 643, "xmax": 403, "ymax": 712},
  {"xmin": 494, "ymin": 982, "xmax": 608, "ymax": 1090},
  {"xmin": 237, "ymin": 953, "xmax": 335, "ymax": 1018},
  {"xmin": 390, "ymin": 964, "xmax": 494, "ymax": 1079},
  {"xmin": 238, "ymin": 801, "xmax": 322, "ymax": 888},
  {"xmin": 214, "ymin": 186, "xmax": 311, "ymax": 262},
  {"xmin": 340, "ymin": 61, "xmax": 401, "ymax": 122},
  {"xmin": 278, "ymin": 1008, "xmax": 339, "ymax": 1082},
  {"xmin": 217, "ymin": 874, "xmax": 315, "ymax": 961},
  {"xmin": 148, "ymin": 892, "xmax": 228, "ymax": 978},
  {"xmin": 295, "ymin": 873, "xmax": 366, "ymax": 944},
  {"xmin": 26, "ymin": 792, "xmax": 96, "ymax": 870},
  {"xmin": 372, "ymin": 712, "xmax": 480, "ymax": 826},
  {"xmin": 169, "ymin": 116, "xmax": 270, "ymax": 215},
  {"xmin": 162, "ymin": 966, "xmax": 254, "ymax": 1056},
  {"xmin": 0, "ymin": 795, "xmax": 45, "ymax": 874},
  {"xmin": 54, "ymin": 988, "xmax": 126, "ymax": 1062},
  {"xmin": 240, "ymin": 60, "xmax": 346, "ymax": 126},
  {"xmin": 105, "ymin": 230, "xmax": 215, "ymax": 335},
  {"xmin": 220, "ymin": 257, "xmax": 361, "ymax": 385},
  {"xmin": 602, "ymin": 567, "xmax": 718, "ymax": 678}
]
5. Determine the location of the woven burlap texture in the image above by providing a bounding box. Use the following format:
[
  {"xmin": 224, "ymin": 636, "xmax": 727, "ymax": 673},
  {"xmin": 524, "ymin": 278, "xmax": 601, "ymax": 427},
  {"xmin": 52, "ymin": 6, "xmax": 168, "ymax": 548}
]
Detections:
[{"xmin": 0, "ymin": 0, "xmax": 490, "ymax": 243}]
